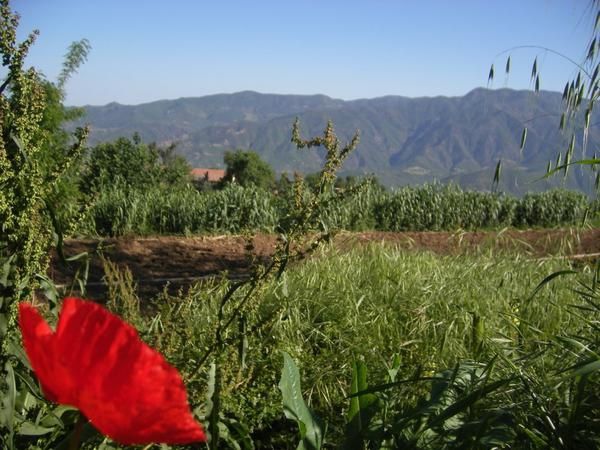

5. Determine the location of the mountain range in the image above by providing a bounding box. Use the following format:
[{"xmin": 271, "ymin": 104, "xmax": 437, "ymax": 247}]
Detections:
[{"xmin": 74, "ymin": 88, "xmax": 599, "ymax": 194}]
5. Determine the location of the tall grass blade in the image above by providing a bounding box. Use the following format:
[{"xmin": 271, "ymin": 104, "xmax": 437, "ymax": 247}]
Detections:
[
  {"xmin": 279, "ymin": 352, "xmax": 325, "ymax": 450},
  {"xmin": 206, "ymin": 362, "xmax": 221, "ymax": 449},
  {"xmin": 344, "ymin": 361, "xmax": 378, "ymax": 450},
  {"xmin": 527, "ymin": 270, "xmax": 577, "ymax": 303}
]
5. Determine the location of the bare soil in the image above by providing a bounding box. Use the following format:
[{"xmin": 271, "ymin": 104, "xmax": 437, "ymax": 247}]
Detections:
[{"xmin": 49, "ymin": 229, "xmax": 600, "ymax": 299}]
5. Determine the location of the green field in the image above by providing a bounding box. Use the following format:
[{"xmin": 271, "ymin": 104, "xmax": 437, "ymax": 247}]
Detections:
[{"xmin": 93, "ymin": 243, "xmax": 599, "ymax": 449}]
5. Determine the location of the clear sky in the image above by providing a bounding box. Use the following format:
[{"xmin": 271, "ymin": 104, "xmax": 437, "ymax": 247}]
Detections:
[{"xmin": 12, "ymin": 0, "xmax": 595, "ymax": 106}]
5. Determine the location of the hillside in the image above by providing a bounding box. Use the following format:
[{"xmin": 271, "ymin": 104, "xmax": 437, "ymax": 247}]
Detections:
[{"xmin": 75, "ymin": 88, "xmax": 599, "ymax": 194}]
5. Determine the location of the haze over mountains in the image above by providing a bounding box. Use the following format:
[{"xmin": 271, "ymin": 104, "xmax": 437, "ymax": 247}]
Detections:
[{"xmin": 76, "ymin": 88, "xmax": 599, "ymax": 195}]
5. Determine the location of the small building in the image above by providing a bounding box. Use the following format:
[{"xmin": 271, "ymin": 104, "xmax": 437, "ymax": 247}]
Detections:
[{"xmin": 190, "ymin": 168, "xmax": 226, "ymax": 183}]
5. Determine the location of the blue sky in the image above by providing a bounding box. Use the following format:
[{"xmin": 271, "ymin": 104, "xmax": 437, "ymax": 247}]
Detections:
[{"xmin": 12, "ymin": 0, "xmax": 595, "ymax": 106}]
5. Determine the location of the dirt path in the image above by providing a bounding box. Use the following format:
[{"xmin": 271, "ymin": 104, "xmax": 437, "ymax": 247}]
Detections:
[{"xmin": 49, "ymin": 228, "xmax": 600, "ymax": 299}]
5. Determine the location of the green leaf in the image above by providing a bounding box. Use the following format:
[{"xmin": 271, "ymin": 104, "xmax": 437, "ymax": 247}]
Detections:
[
  {"xmin": 559, "ymin": 113, "xmax": 566, "ymax": 130},
  {"xmin": 39, "ymin": 405, "xmax": 77, "ymax": 429},
  {"xmin": 555, "ymin": 336, "xmax": 597, "ymax": 356},
  {"xmin": 540, "ymin": 158, "xmax": 600, "ymax": 180},
  {"xmin": 17, "ymin": 422, "xmax": 54, "ymax": 436},
  {"xmin": 588, "ymin": 38, "xmax": 597, "ymax": 61},
  {"xmin": 562, "ymin": 82, "xmax": 570, "ymax": 101},
  {"xmin": 219, "ymin": 415, "xmax": 255, "ymax": 450},
  {"xmin": 577, "ymin": 83, "xmax": 585, "ymax": 106},
  {"xmin": 518, "ymin": 424, "xmax": 550, "ymax": 447},
  {"xmin": 526, "ymin": 270, "xmax": 577, "ymax": 303},
  {"xmin": 344, "ymin": 361, "xmax": 379, "ymax": 450},
  {"xmin": 1, "ymin": 361, "xmax": 16, "ymax": 432},
  {"xmin": 572, "ymin": 359, "xmax": 600, "ymax": 377},
  {"xmin": 590, "ymin": 64, "xmax": 599, "ymax": 92},
  {"xmin": 279, "ymin": 352, "xmax": 325, "ymax": 450},
  {"xmin": 567, "ymin": 132, "xmax": 575, "ymax": 153},
  {"xmin": 426, "ymin": 378, "xmax": 510, "ymax": 430},
  {"xmin": 238, "ymin": 316, "xmax": 248, "ymax": 370},
  {"xmin": 54, "ymin": 421, "xmax": 101, "ymax": 450},
  {"xmin": 206, "ymin": 362, "xmax": 221, "ymax": 449},
  {"xmin": 585, "ymin": 108, "xmax": 591, "ymax": 130},
  {"xmin": 1, "ymin": 254, "xmax": 16, "ymax": 286},
  {"xmin": 492, "ymin": 159, "xmax": 502, "ymax": 191},
  {"xmin": 387, "ymin": 354, "xmax": 402, "ymax": 383}
]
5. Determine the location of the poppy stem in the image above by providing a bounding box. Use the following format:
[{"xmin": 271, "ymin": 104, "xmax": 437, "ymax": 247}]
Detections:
[{"xmin": 68, "ymin": 413, "xmax": 86, "ymax": 450}]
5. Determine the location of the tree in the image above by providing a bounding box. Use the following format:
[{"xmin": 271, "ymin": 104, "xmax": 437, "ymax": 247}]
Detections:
[
  {"xmin": 82, "ymin": 135, "xmax": 191, "ymax": 194},
  {"xmin": 149, "ymin": 141, "xmax": 192, "ymax": 186},
  {"xmin": 221, "ymin": 149, "xmax": 275, "ymax": 189}
]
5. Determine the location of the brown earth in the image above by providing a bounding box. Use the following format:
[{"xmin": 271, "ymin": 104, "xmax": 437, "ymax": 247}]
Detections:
[{"xmin": 49, "ymin": 228, "xmax": 600, "ymax": 299}]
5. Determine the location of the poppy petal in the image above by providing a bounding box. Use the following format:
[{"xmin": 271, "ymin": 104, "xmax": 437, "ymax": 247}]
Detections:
[
  {"xmin": 19, "ymin": 298, "xmax": 205, "ymax": 445},
  {"xmin": 18, "ymin": 302, "xmax": 77, "ymax": 403}
]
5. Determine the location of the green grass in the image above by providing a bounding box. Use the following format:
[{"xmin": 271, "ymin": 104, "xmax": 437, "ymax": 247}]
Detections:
[{"xmin": 100, "ymin": 242, "xmax": 599, "ymax": 448}]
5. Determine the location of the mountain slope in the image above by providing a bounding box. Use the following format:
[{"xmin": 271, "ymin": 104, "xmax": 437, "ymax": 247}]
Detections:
[{"xmin": 76, "ymin": 88, "xmax": 599, "ymax": 193}]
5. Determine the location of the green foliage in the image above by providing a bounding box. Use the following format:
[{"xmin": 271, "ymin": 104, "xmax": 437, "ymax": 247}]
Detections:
[
  {"xmin": 0, "ymin": 2, "xmax": 90, "ymax": 448},
  {"xmin": 79, "ymin": 181, "xmax": 592, "ymax": 237},
  {"xmin": 73, "ymin": 118, "xmax": 363, "ymax": 448},
  {"xmin": 279, "ymin": 352, "xmax": 325, "ymax": 450},
  {"xmin": 222, "ymin": 150, "xmax": 275, "ymax": 189},
  {"xmin": 0, "ymin": 0, "xmax": 87, "ymax": 336},
  {"xmin": 374, "ymin": 185, "xmax": 584, "ymax": 231},
  {"xmin": 38, "ymin": 43, "xmax": 91, "ymax": 243},
  {"xmin": 93, "ymin": 243, "xmax": 599, "ymax": 448},
  {"xmin": 343, "ymin": 361, "xmax": 378, "ymax": 450},
  {"xmin": 56, "ymin": 39, "xmax": 91, "ymax": 91},
  {"xmin": 83, "ymin": 183, "xmax": 279, "ymax": 236},
  {"xmin": 514, "ymin": 189, "xmax": 589, "ymax": 227},
  {"xmin": 82, "ymin": 135, "xmax": 189, "ymax": 194},
  {"xmin": 375, "ymin": 184, "xmax": 504, "ymax": 231},
  {"xmin": 151, "ymin": 141, "xmax": 192, "ymax": 186},
  {"xmin": 1, "ymin": 3, "xmax": 50, "ymax": 298}
]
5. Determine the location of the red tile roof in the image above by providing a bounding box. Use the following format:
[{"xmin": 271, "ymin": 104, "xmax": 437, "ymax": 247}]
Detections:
[{"xmin": 190, "ymin": 168, "xmax": 226, "ymax": 182}]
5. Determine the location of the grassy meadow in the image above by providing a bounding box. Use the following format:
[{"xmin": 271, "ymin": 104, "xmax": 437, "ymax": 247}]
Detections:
[{"xmin": 93, "ymin": 241, "xmax": 599, "ymax": 449}]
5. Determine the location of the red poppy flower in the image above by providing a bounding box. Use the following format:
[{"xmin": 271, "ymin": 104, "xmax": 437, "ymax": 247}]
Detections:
[{"xmin": 18, "ymin": 297, "xmax": 206, "ymax": 445}]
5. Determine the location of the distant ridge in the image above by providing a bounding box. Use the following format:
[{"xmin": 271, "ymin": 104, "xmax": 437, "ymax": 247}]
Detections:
[{"xmin": 74, "ymin": 88, "xmax": 599, "ymax": 194}]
